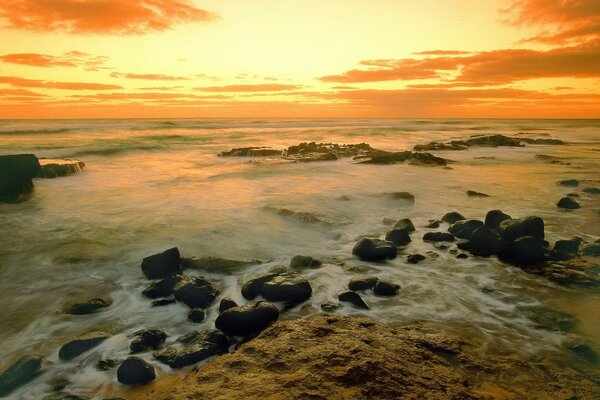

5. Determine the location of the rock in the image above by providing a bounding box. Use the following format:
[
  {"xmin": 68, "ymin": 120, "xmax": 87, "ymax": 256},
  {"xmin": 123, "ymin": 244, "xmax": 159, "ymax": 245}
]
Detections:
[
  {"xmin": 58, "ymin": 330, "xmax": 111, "ymax": 361},
  {"xmin": 284, "ymin": 142, "xmax": 379, "ymax": 162},
  {"xmin": 188, "ymin": 309, "xmax": 206, "ymax": 323},
  {"xmin": 261, "ymin": 273, "xmax": 313, "ymax": 304},
  {"xmin": 272, "ymin": 208, "xmax": 333, "ymax": 225},
  {"xmin": 130, "ymin": 330, "xmax": 168, "ymax": 354},
  {"xmin": 360, "ymin": 151, "xmax": 448, "ymax": 166},
  {"xmin": 0, "ymin": 355, "xmax": 42, "ymax": 397},
  {"xmin": 96, "ymin": 359, "xmax": 119, "ymax": 371},
  {"xmin": 385, "ymin": 229, "xmax": 411, "ymax": 246},
  {"xmin": 581, "ymin": 243, "xmax": 600, "ymax": 257},
  {"xmin": 48, "ymin": 375, "xmax": 70, "ymax": 392},
  {"xmin": 65, "ymin": 297, "xmax": 111, "ymax": 315},
  {"xmin": 499, "ymin": 216, "xmax": 544, "ymax": 242},
  {"xmin": 407, "ymin": 254, "xmax": 426, "ymax": 264},
  {"xmin": 423, "ymin": 232, "xmax": 455, "ymax": 242},
  {"xmin": 382, "ymin": 217, "xmax": 396, "ymax": 225},
  {"xmin": 174, "ymin": 275, "xmax": 219, "ymax": 309},
  {"xmin": 338, "ymin": 291, "xmax": 369, "ymax": 309},
  {"xmin": 413, "ymin": 141, "xmax": 467, "ymax": 151},
  {"xmin": 425, "ymin": 220, "xmax": 441, "ymax": 228},
  {"xmin": 583, "ymin": 187, "xmax": 600, "ymax": 194},
  {"xmin": 464, "ymin": 134, "xmax": 522, "ymax": 147},
  {"xmin": 466, "ymin": 190, "xmax": 489, "ymax": 197},
  {"xmin": 348, "ymin": 276, "xmax": 378, "ymax": 291},
  {"xmin": 141, "ymin": 247, "xmax": 182, "ymax": 279},
  {"xmin": 290, "ymin": 255, "xmax": 322, "ymax": 269},
  {"xmin": 558, "ymin": 179, "xmax": 579, "ymax": 187},
  {"xmin": 38, "ymin": 159, "xmax": 85, "ymax": 178},
  {"xmin": 181, "ymin": 257, "xmax": 259, "ymax": 273},
  {"xmin": 151, "ymin": 297, "xmax": 176, "ymax": 307},
  {"xmin": 241, "ymin": 272, "xmax": 282, "ymax": 300},
  {"xmin": 567, "ymin": 192, "xmax": 579, "ymax": 197},
  {"xmin": 154, "ymin": 330, "xmax": 229, "ymax": 368},
  {"xmin": 519, "ymin": 137, "xmax": 566, "ymax": 145},
  {"xmin": 484, "ymin": 209, "xmax": 511, "ymax": 231},
  {"xmin": 500, "ymin": 236, "xmax": 546, "ymax": 266},
  {"xmin": 373, "ymin": 281, "xmax": 400, "ymax": 296},
  {"xmin": 468, "ymin": 226, "xmax": 504, "ymax": 256},
  {"xmin": 521, "ymin": 306, "xmax": 578, "ymax": 331},
  {"xmin": 557, "ymin": 197, "xmax": 581, "ymax": 209},
  {"xmin": 456, "ymin": 253, "xmax": 468, "ymax": 259},
  {"xmin": 352, "ymin": 238, "xmax": 397, "ymax": 261},
  {"xmin": 320, "ymin": 302, "xmax": 341, "ymax": 312},
  {"xmin": 441, "ymin": 212, "xmax": 465, "ymax": 224},
  {"xmin": 553, "ymin": 239, "xmax": 581, "ymax": 256},
  {"xmin": 0, "ymin": 154, "xmax": 41, "ymax": 202},
  {"xmin": 393, "ymin": 218, "xmax": 415, "ymax": 232},
  {"xmin": 219, "ymin": 297, "xmax": 238, "ymax": 313},
  {"xmin": 448, "ymin": 220, "xmax": 483, "ymax": 240},
  {"xmin": 142, "ymin": 275, "xmax": 183, "ymax": 299},
  {"xmin": 219, "ymin": 147, "xmax": 282, "ymax": 157},
  {"xmin": 117, "ymin": 357, "xmax": 156, "ymax": 385},
  {"xmin": 387, "ymin": 192, "xmax": 415, "ymax": 202},
  {"xmin": 215, "ymin": 301, "xmax": 279, "ymax": 337},
  {"xmin": 568, "ymin": 344, "xmax": 599, "ymax": 364}
]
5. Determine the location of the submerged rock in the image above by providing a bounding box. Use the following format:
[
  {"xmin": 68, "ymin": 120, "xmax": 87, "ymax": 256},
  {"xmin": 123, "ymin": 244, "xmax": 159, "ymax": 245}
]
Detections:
[
  {"xmin": 360, "ymin": 151, "xmax": 448, "ymax": 166},
  {"xmin": 558, "ymin": 179, "xmax": 579, "ymax": 187},
  {"xmin": 142, "ymin": 275, "xmax": 183, "ymax": 299},
  {"xmin": 423, "ymin": 232, "xmax": 455, "ymax": 242},
  {"xmin": 352, "ymin": 238, "xmax": 397, "ymax": 261},
  {"xmin": 386, "ymin": 191, "xmax": 415, "ymax": 202},
  {"xmin": 338, "ymin": 291, "xmax": 369, "ymax": 309},
  {"xmin": 130, "ymin": 330, "xmax": 168, "ymax": 354},
  {"xmin": 0, "ymin": 355, "xmax": 42, "ymax": 397},
  {"xmin": 407, "ymin": 254, "xmax": 426, "ymax": 264},
  {"xmin": 290, "ymin": 255, "xmax": 322, "ymax": 269},
  {"xmin": 466, "ymin": 190, "xmax": 489, "ymax": 197},
  {"xmin": 141, "ymin": 247, "xmax": 182, "ymax": 279},
  {"xmin": 583, "ymin": 187, "xmax": 600, "ymax": 194},
  {"xmin": 219, "ymin": 147, "xmax": 282, "ymax": 157},
  {"xmin": 557, "ymin": 196, "xmax": 581, "ymax": 209},
  {"xmin": 173, "ymin": 275, "xmax": 220, "ymax": 309},
  {"xmin": 441, "ymin": 212, "xmax": 465, "ymax": 224},
  {"xmin": 117, "ymin": 357, "xmax": 156, "ymax": 385},
  {"xmin": 153, "ymin": 330, "xmax": 228, "ymax": 368},
  {"xmin": 552, "ymin": 239, "xmax": 581, "ymax": 260},
  {"xmin": 385, "ymin": 228, "xmax": 411, "ymax": 246},
  {"xmin": 181, "ymin": 256, "xmax": 259, "ymax": 274},
  {"xmin": 65, "ymin": 297, "xmax": 111, "ymax": 315},
  {"xmin": 373, "ymin": 281, "xmax": 400, "ymax": 296},
  {"xmin": 393, "ymin": 218, "xmax": 416, "ymax": 232},
  {"xmin": 59, "ymin": 331, "xmax": 111, "ymax": 361},
  {"xmin": 348, "ymin": 276, "xmax": 378, "ymax": 291},
  {"xmin": 215, "ymin": 301, "xmax": 279, "ymax": 337},
  {"xmin": 0, "ymin": 154, "xmax": 40, "ymax": 202},
  {"xmin": 413, "ymin": 141, "xmax": 467, "ymax": 151}
]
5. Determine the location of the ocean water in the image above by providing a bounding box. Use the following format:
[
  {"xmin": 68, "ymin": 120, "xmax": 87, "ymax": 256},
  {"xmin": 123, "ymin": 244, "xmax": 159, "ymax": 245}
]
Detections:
[{"xmin": 0, "ymin": 118, "xmax": 599, "ymax": 399}]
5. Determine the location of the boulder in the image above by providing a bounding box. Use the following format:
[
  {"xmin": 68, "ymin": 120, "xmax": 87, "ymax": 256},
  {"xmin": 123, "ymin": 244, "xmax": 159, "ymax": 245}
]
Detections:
[
  {"xmin": 466, "ymin": 190, "xmax": 489, "ymax": 197},
  {"xmin": 581, "ymin": 243, "xmax": 600, "ymax": 257},
  {"xmin": 290, "ymin": 255, "xmax": 322, "ymax": 269},
  {"xmin": 215, "ymin": 301, "xmax": 279, "ymax": 337},
  {"xmin": 499, "ymin": 216, "xmax": 544, "ymax": 242},
  {"xmin": 407, "ymin": 254, "xmax": 426, "ymax": 264},
  {"xmin": 463, "ymin": 134, "xmax": 522, "ymax": 147},
  {"xmin": 141, "ymin": 247, "xmax": 182, "ymax": 279},
  {"xmin": 153, "ymin": 330, "xmax": 229, "ymax": 368},
  {"xmin": 352, "ymin": 238, "xmax": 397, "ymax": 261},
  {"xmin": 468, "ymin": 226, "xmax": 504, "ymax": 256},
  {"xmin": 174, "ymin": 276, "xmax": 220, "ymax": 309},
  {"xmin": 558, "ymin": 179, "xmax": 579, "ymax": 187},
  {"xmin": 423, "ymin": 232, "xmax": 455, "ymax": 242},
  {"xmin": 567, "ymin": 192, "xmax": 579, "ymax": 197},
  {"xmin": 188, "ymin": 309, "xmax": 206, "ymax": 323},
  {"xmin": 425, "ymin": 220, "xmax": 441, "ymax": 228},
  {"xmin": 130, "ymin": 330, "xmax": 167, "ymax": 354},
  {"xmin": 261, "ymin": 274, "xmax": 313, "ymax": 304},
  {"xmin": 0, "ymin": 154, "xmax": 41, "ymax": 202},
  {"xmin": 583, "ymin": 187, "xmax": 600, "ymax": 194},
  {"xmin": 553, "ymin": 239, "xmax": 581, "ymax": 257},
  {"xmin": 393, "ymin": 218, "xmax": 415, "ymax": 232},
  {"xmin": 448, "ymin": 220, "xmax": 483, "ymax": 240},
  {"xmin": 348, "ymin": 276, "xmax": 378, "ymax": 291},
  {"xmin": 142, "ymin": 275, "xmax": 183, "ymax": 299},
  {"xmin": 385, "ymin": 229, "xmax": 411, "ymax": 246},
  {"xmin": 557, "ymin": 197, "xmax": 581, "ymax": 209},
  {"xmin": 500, "ymin": 236, "xmax": 546, "ymax": 266},
  {"xmin": 338, "ymin": 291, "xmax": 369, "ymax": 309},
  {"xmin": 219, "ymin": 297, "xmax": 238, "ymax": 313},
  {"xmin": 65, "ymin": 297, "xmax": 111, "ymax": 315},
  {"xmin": 373, "ymin": 281, "xmax": 400, "ymax": 296},
  {"xmin": 58, "ymin": 331, "xmax": 111, "ymax": 361},
  {"xmin": 441, "ymin": 212, "xmax": 465, "ymax": 224},
  {"xmin": 0, "ymin": 355, "xmax": 42, "ymax": 396},
  {"xmin": 117, "ymin": 357, "xmax": 156, "ymax": 385},
  {"xmin": 484, "ymin": 210, "xmax": 511, "ymax": 231},
  {"xmin": 241, "ymin": 272, "xmax": 282, "ymax": 300}
]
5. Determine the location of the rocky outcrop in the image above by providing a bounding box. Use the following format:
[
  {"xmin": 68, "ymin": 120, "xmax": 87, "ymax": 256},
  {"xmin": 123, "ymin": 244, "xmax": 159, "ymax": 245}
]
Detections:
[
  {"xmin": 359, "ymin": 151, "xmax": 448, "ymax": 166},
  {"xmin": 219, "ymin": 147, "xmax": 282, "ymax": 157},
  {"xmin": 0, "ymin": 154, "xmax": 40, "ymax": 202},
  {"xmin": 153, "ymin": 330, "xmax": 229, "ymax": 369},
  {"xmin": 215, "ymin": 301, "xmax": 279, "ymax": 337},
  {"xmin": 0, "ymin": 355, "xmax": 42, "ymax": 397},
  {"xmin": 130, "ymin": 330, "xmax": 167, "ymax": 354},
  {"xmin": 58, "ymin": 330, "xmax": 111, "ymax": 361},
  {"xmin": 38, "ymin": 159, "xmax": 85, "ymax": 178},
  {"xmin": 283, "ymin": 142, "xmax": 379, "ymax": 162},
  {"xmin": 241, "ymin": 271, "xmax": 312, "ymax": 304},
  {"xmin": 413, "ymin": 134, "xmax": 566, "ymax": 153},
  {"xmin": 173, "ymin": 275, "xmax": 220, "ymax": 309},
  {"xmin": 65, "ymin": 297, "xmax": 111, "ymax": 315}
]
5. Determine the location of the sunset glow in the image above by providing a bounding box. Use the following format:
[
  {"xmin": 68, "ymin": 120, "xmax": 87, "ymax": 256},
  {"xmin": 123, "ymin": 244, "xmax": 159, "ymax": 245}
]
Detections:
[{"xmin": 0, "ymin": 0, "xmax": 599, "ymax": 118}]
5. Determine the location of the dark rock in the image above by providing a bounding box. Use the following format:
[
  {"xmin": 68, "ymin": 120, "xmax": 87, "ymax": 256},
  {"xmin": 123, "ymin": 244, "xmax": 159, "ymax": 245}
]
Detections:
[
  {"xmin": 320, "ymin": 302, "xmax": 341, "ymax": 312},
  {"xmin": 413, "ymin": 141, "xmax": 467, "ymax": 151},
  {"xmin": 130, "ymin": 330, "xmax": 167, "ymax": 353},
  {"xmin": 484, "ymin": 209, "xmax": 511, "ymax": 231},
  {"xmin": 466, "ymin": 190, "xmax": 489, "ymax": 197},
  {"xmin": 219, "ymin": 297, "xmax": 238, "ymax": 313},
  {"xmin": 567, "ymin": 192, "xmax": 579, "ymax": 197},
  {"xmin": 557, "ymin": 196, "xmax": 581, "ymax": 209},
  {"xmin": 348, "ymin": 276, "xmax": 378, "ymax": 291},
  {"xmin": 407, "ymin": 254, "xmax": 426, "ymax": 264},
  {"xmin": 464, "ymin": 134, "xmax": 522, "ymax": 147},
  {"xmin": 553, "ymin": 239, "xmax": 581, "ymax": 256},
  {"xmin": 359, "ymin": 151, "xmax": 448, "ymax": 166},
  {"xmin": 174, "ymin": 275, "xmax": 219, "ymax": 309},
  {"xmin": 425, "ymin": 220, "xmax": 441, "ymax": 228},
  {"xmin": 154, "ymin": 330, "xmax": 229, "ymax": 368},
  {"xmin": 0, "ymin": 355, "xmax": 42, "ymax": 397},
  {"xmin": 500, "ymin": 236, "xmax": 546, "ymax": 266},
  {"xmin": 373, "ymin": 281, "xmax": 400, "ymax": 296},
  {"xmin": 219, "ymin": 147, "xmax": 282, "ymax": 157},
  {"xmin": 261, "ymin": 273, "xmax": 313, "ymax": 303},
  {"xmin": 241, "ymin": 272, "xmax": 282, "ymax": 300},
  {"xmin": 215, "ymin": 301, "xmax": 279, "ymax": 337},
  {"xmin": 568, "ymin": 344, "xmax": 599, "ymax": 364},
  {"xmin": 117, "ymin": 357, "xmax": 156, "ymax": 385},
  {"xmin": 284, "ymin": 142, "xmax": 378, "ymax": 162},
  {"xmin": 468, "ymin": 226, "xmax": 504, "ymax": 256},
  {"xmin": 65, "ymin": 297, "xmax": 111, "ymax": 315},
  {"xmin": 96, "ymin": 359, "xmax": 119, "ymax": 371},
  {"xmin": 583, "ymin": 187, "xmax": 600, "ymax": 194},
  {"xmin": 181, "ymin": 257, "xmax": 259, "ymax": 274},
  {"xmin": 38, "ymin": 159, "xmax": 85, "ymax": 178},
  {"xmin": 188, "ymin": 309, "xmax": 206, "ymax": 323},
  {"xmin": 48, "ymin": 375, "xmax": 70, "ymax": 392},
  {"xmin": 393, "ymin": 218, "xmax": 415, "ymax": 232},
  {"xmin": 151, "ymin": 297, "xmax": 176, "ymax": 307},
  {"xmin": 0, "ymin": 154, "xmax": 41, "ymax": 202},
  {"xmin": 290, "ymin": 255, "xmax": 322, "ymax": 269},
  {"xmin": 499, "ymin": 216, "xmax": 544, "ymax": 242},
  {"xmin": 423, "ymin": 232, "xmax": 455, "ymax": 242},
  {"xmin": 448, "ymin": 220, "xmax": 483, "ymax": 240},
  {"xmin": 558, "ymin": 179, "xmax": 579, "ymax": 187},
  {"xmin": 581, "ymin": 244, "xmax": 600, "ymax": 257},
  {"xmin": 141, "ymin": 247, "xmax": 182, "ymax": 279},
  {"xmin": 441, "ymin": 212, "xmax": 465, "ymax": 224},
  {"xmin": 519, "ymin": 137, "xmax": 566, "ymax": 145},
  {"xmin": 456, "ymin": 253, "xmax": 468, "ymax": 259},
  {"xmin": 338, "ymin": 291, "xmax": 369, "ymax": 309},
  {"xmin": 385, "ymin": 229, "xmax": 411, "ymax": 246},
  {"xmin": 387, "ymin": 192, "xmax": 415, "ymax": 202},
  {"xmin": 352, "ymin": 238, "xmax": 397, "ymax": 261},
  {"xmin": 143, "ymin": 275, "xmax": 183, "ymax": 299},
  {"xmin": 58, "ymin": 331, "xmax": 110, "ymax": 361}
]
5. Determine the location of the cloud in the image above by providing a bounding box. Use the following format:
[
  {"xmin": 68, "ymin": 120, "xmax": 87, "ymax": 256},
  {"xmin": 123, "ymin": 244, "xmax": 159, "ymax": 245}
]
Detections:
[
  {"xmin": 0, "ymin": 0, "xmax": 215, "ymax": 34},
  {"xmin": 0, "ymin": 76, "xmax": 123, "ymax": 90},
  {"xmin": 110, "ymin": 72, "xmax": 190, "ymax": 81},
  {"xmin": 0, "ymin": 88, "xmax": 47, "ymax": 96},
  {"xmin": 195, "ymin": 84, "xmax": 302, "ymax": 92},
  {"xmin": 0, "ymin": 51, "xmax": 109, "ymax": 70},
  {"xmin": 413, "ymin": 50, "xmax": 471, "ymax": 55}
]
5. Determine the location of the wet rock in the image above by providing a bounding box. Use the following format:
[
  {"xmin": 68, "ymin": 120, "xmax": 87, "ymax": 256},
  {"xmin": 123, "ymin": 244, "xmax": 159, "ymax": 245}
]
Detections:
[
  {"xmin": 141, "ymin": 247, "xmax": 182, "ymax": 279},
  {"xmin": 273, "ymin": 208, "xmax": 333, "ymax": 225},
  {"xmin": 413, "ymin": 141, "xmax": 467, "ymax": 151},
  {"xmin": 290, "ymin": 255, "xmax": 322, "ymax": 269},
  {"xmin": 386, "ymin": 191, "xmax": 415, "ymax": 202},
  {"xmin": 519, "ymin": 137, "xmax": 566, "ymax": 145},
  {"xmin": 360, "ymin": 151, "xmax": 448, "ymax": 166},
  {"xmin": 117, "ymin": 357, "xmax": 156, "ymax": 385},
  {"xmin": 553, "ymin": 239, "xmax": 581, "ymax": 257},
  {"xmin": 568, "ymin": 344, "xmax": 599, "ymax": 364},
  {"xmin": 174, "ymin": 275, "xmax": 220, "ymax": 309},
  {"xmin": 142, "ymin": 275, "xmax": 183, "ymax": 299},
  {"xmin": 0, "ymin": 355, "xmax": 42, "ymax": 397},
  {"xmin": 581, "ymin": 243, "xmax": 600, "ymax": 257},
  {"xmin": 0, "ymin": 154, "xmax": 41, "ymax": 202},
  {"xmin": 219, "ymin": 297, "xmax": 238, "ymax": 313},
  {"xmin": 188, "ymin": 309, "xmax": 206, "ymax": 323},
  {"xmin": 219, "ymin": 147, "xmax": 282, "ymax": 157},
  {"xmin": 441, "ymin": 212, "xmax": 465, "ymax": 224},
  {"xmin": 182, "ymin": 257, "xmax": 259, "ymax": 274},
  {"xmin": 130, "ymin": 330, "xmax": 168, "ymax": 354},
  {"xmin": 59, "ymin": 331, "xmax": 111, "ymax": 361},
  {"xmin": 48, "ymin": 375, "xmax": 70, "ymax": 392},
  {"xmin": 393, "ymin": 218, "xmax": 415, "ymax": 232},
  {"xmin": 320, "ymin": 302, "xmax": 341, "ymax": 313},
  {"xmin": 456, "ymin": 253, "xmax": 468, "ymax": 259},
  {"xmin": 521, "ymin": 306, "xmax": 578, "ymax": 331},
  {"xmin": 352, "ymin": 238, "xmax": 397, "ymax": 261},
  {"xmin": 484, "ymin": 209, "xmax": 511, "ymax": 231},
  {"xmin": 468, "ymin": 226, "xmax": 504, "ymax": 256},
  {"xmin": 448, "ymin": 219, "xmax": 483, "ymax": 240},
  {"xmin": 65, "ymin": 297, "xmax": 111, "ymax": 315},
  {"xmin": 96, "ymin": 359, "xmax": 119, "ymax": 371},
  {"xmin": 241, "ymin": 272, "xmax": 282, "ymax": 300},
  {"xmin": 284, "ymin": 142, "xmax": 379, "ymax": 162},
  {"xmin": 151, "ymin": 297, "xmax": 176, "ymax": 307},
  {"xmin": 464, "ymin": 134, "xmax": 523, "ymax": 147},
  {"xmin": 425, "ymin": 220, "xmax": 441, "ymax": 228},
  {"xmin": 557, "ymin": 196, "xmax": 581, "ymax": 209},
  {"xmin": 348, "ymin": 276, "xmax": 378, "ymax": 291},
  {"xmin": 338, "ymin": 291, "xmax": 369, "ymax": 309},
  {"xmin": 385, "ymin": 229, "xmax": 411, "ymax": 246},
  {"xmin": 215, "ymin": 301, "xmax": 279, "ymax": 337},
  {"xmin": 500, "ymin": 236, "xmax": 546, "ymax": 266},
  {"xmin": 407, "ymin": 254, "xmax": 426, "ymax": 264},
  {"xmin": 558, "ymin": 179, "xmax": 579, "ymax": 187},
  {"xmin": 466, "ymin": 190, "xmax": 489, "ymax": 197},
  {"xmin": 154, "ymin": 330, "xmax": 229, "ymax": 368},
  {"xmin": 38, "ymin": 159, "xmax": 85, "ymax": 178},
  {"xmin": 261, "ymin": 273, "xmax": 313, "ymax": 303},
  {"xmin": 373, "ymin": 281, "xmax": 400, "ymax": 296},
  {"xmin": 423, "ymin": 232, "xmax": 455, "ymax": 242},
  {"xmin": 499, "ymin": 216, "xmax": 544, "ymax": 242},
  {"xmin": 567, "ymin": 192, "xmax": 579, "ymax": 197},
  {"xmin": 583, "ymin": 187, "xmax": 600, "ymax": 194}
]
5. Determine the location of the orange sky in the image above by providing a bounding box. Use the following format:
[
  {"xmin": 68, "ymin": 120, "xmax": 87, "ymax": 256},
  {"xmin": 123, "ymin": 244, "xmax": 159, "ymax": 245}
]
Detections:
[{"xmin": 0, "ymin": 0, "xmax": 599, "ymax": 118}]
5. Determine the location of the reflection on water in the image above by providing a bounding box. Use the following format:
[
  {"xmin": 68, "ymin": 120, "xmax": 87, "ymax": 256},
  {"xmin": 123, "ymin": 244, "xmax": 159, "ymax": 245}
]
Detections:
[{"xmin": 0, "ymin": 118, "xmax": 599, "ymax": 399}]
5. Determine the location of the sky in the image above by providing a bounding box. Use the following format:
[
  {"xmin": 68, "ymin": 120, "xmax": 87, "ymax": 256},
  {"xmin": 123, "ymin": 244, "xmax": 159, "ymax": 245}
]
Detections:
[{"xmin": 0, "ymin": 0, "xmax": 599, "ymax": 119}]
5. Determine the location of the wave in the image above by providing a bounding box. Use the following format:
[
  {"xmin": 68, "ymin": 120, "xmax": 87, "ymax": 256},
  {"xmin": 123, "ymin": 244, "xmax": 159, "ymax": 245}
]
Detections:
[
  {"xmin": 0, "ymin": 128, "xmax": 74, "ymax": 135},
  {"xmin": 62, "ymin": 144, "xmax": 163, "ymax": 158}
]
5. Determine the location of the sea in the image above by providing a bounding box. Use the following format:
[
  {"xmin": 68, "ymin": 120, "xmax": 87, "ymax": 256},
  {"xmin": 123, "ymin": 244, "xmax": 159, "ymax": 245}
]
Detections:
[{"xmin": 0, "ymin": 118, "xmax": 599, "ymax": 399}]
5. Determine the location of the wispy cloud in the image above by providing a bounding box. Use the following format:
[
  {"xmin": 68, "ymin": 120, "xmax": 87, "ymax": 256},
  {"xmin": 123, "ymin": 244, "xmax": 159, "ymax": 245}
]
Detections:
[
  {"xmin": 0, "ymin": 76, "xmax": 123, "ymax": 90},
  {"xmin": 195, "ymin": 84, "xmax": 302, "ymax": 92},
  {"xmin": 0, "ymin": 51, "xmax": 109, "ymax": 70},
  {"xmin": 110, "ymin": 72, "xmax": 190, "ymax": 81}
]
